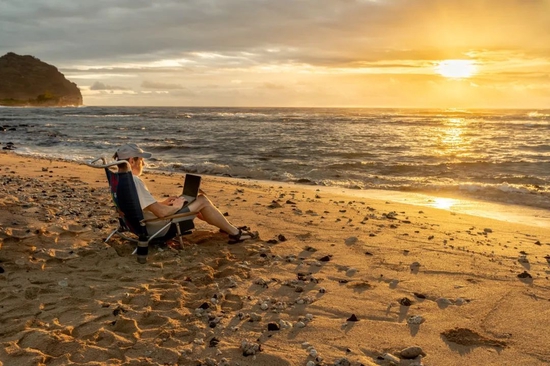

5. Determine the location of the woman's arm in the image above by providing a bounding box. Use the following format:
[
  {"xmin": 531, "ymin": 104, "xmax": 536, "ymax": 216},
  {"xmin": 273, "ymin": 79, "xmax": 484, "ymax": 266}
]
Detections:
[{"xmin": 145, "ymin": 196, "xmax": 186, "ymax": 217}]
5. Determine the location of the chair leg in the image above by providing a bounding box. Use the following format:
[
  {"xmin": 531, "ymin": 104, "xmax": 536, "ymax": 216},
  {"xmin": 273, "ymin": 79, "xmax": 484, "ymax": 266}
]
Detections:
[
  {"xmin": 175, "ymin": 224, "xmax": 184, "ymax": 247},
  {"xmin": 105, "ymin": 228, "xmax": 118, "ymax": 243}
]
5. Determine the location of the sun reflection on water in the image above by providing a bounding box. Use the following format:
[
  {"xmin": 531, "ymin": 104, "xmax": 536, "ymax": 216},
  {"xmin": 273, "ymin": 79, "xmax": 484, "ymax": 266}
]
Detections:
[{"xmin": 435, "ymin": 118, "xmax": 470, "ymax": 157}]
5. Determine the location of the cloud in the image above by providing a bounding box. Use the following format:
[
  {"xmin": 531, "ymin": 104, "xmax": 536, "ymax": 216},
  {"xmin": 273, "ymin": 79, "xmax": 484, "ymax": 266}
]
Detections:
[
  {"xmin": 89, "ymin": 81, "xmax": 129, "ymax": 90},
  {"xmin": 2, "ymin": 0, "xmax": 549, "ymax": 68},
  {"xmin": 141, "ymin": 80, "xmax": 183, "ymax": 90},
  {"xmin": 2, "ymin": 0, "xmax": 549, "ymax": 107}
]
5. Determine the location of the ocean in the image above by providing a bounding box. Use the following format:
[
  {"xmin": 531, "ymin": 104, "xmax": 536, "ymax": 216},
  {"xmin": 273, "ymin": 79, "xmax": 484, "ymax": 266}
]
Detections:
[{"xmin": 1, "ymin": 106, "xmax": 549, "ymax": 225}]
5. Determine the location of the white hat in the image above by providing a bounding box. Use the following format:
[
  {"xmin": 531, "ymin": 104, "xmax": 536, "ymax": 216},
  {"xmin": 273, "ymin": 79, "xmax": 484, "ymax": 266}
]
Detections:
[{"xmin": 114, "ymin": 143, "xmax": 152, "ymax": 160}]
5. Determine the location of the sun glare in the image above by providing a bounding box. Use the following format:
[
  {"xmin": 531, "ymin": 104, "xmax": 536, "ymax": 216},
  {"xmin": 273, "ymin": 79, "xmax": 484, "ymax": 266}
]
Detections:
[
  {"xmin": 435, "ymin": 60, "xmax": 476, "ymax": 79},
  {"xmin": 432, "ymin": 197, "xmax": 456, "ymax": 210}
]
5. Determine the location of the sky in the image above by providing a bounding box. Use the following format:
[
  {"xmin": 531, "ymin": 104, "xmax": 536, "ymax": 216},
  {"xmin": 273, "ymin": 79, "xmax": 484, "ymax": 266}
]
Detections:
[{"xmin": 1, "ymin": 0, "xmax": 549, "ymax": 108}]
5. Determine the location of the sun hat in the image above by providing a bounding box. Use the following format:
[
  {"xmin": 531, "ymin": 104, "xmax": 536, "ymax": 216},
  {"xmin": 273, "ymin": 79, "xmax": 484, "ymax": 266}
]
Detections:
[{"xmin": 114, "ymin": 143, "xmax": 152, "ymax": 160}]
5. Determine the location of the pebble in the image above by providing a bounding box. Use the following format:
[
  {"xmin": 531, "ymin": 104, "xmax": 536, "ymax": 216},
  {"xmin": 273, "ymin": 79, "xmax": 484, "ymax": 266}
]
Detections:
[
  {"xmin": 436, "ymin": 297, "xmax": 452, "ymax": 307},
  {"xmin": 399, "ymin": 346, "xmax": 426, "ymax": 359},
  {"xmin": 209, "ymin": 337, "xmax": 220, "ymax": 347},
  {"xmin": 58, "ymin": 279, "xmax": 68, "ymax": 287},
  {"xmin": 279, "ymin": 319, "xmax": 292, "ymax": 329},
  {"xmin": 345, "ymin": 237, "xmax": 358, "ymax": 245},
  {"xmin": 249, "ymin": 313, "xmax": 262, "ymax": 322},
  {"xmin": 334, "ymin": 358, "xmax": 351, "ymax": 366},
  {"xmin": 407, "ymin": 315, "xmax": 425, "ymax": 325},
  {"xmin": 309, "ymin": 347, "xmax": 318, "ymax": 357},
  {"xmin": 241, "ymin": 340, "xmax": 262, "ymax": 356},
  {"xmin": 382, "ymin": 352, "xmax": 400, "ymax": 363},
  {"xmin": 254, "ymin": 278, "xmax": 269, "ymax": 287}
]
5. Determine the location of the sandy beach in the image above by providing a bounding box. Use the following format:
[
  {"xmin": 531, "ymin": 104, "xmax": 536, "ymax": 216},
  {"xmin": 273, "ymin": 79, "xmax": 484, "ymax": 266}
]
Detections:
[{"xmin": 1, "ymin": 151, "xmax": 549, "ymax": 366}]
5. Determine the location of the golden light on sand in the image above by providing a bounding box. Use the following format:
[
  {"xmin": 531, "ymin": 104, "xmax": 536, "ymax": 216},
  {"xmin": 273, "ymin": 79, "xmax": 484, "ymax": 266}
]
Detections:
[
  {"xmin": 435, "ymin": 60, "xmax": 477, "ymax": 79},
  {"xmin": 432, "ymin": 197, "xmax": 456, "ymax": 210}
]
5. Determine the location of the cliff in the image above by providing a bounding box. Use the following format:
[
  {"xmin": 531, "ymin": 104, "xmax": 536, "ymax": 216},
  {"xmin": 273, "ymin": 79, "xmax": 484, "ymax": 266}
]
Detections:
[{"xmin": 0, "ymin": 52, "xmax": 83, "ymax": 107}]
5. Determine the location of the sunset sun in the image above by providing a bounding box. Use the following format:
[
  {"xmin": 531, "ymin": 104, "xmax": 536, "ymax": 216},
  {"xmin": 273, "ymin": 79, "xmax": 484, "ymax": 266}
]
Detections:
[{"xmin": 435, "ymin": 59, "xmax": 477, "ymax": 78}]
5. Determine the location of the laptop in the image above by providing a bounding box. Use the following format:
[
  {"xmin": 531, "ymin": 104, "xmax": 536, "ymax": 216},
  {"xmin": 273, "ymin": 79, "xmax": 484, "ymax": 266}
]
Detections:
[{"xmin": 181, "ymin": 174, "xmax": 202, "ymax": 204}]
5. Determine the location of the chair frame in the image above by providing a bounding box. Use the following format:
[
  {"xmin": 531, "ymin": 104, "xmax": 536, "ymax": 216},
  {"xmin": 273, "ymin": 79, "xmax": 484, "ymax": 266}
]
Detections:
[{"xmin": 86, "ymin": 157, "xmax": 198, "ymax": 258}]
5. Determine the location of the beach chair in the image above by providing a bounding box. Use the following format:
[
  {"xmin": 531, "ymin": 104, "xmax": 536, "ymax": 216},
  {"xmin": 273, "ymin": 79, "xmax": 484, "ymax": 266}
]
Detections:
[{"xmin": 86, "ymin": 157, "xmax": 197, "ymax": 263}]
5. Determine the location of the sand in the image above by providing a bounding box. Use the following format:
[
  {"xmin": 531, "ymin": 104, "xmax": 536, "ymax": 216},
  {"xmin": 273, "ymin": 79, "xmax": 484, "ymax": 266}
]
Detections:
[{"xmin": 1, "ymin": 151, "xmax": 549, "ymax": 366}]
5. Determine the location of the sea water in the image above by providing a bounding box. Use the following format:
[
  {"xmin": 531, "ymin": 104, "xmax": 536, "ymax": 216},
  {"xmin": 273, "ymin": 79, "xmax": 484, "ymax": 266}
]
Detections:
[{"xmin": 1, "ymin": 106, "xmax": 549, "ymax": 226}]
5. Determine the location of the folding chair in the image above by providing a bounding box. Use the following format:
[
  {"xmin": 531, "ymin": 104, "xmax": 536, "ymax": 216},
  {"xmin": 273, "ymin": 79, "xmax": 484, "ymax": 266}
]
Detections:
[{"xmin": 86, "ymin": 157, "xmax": 197, "ymax": 263}]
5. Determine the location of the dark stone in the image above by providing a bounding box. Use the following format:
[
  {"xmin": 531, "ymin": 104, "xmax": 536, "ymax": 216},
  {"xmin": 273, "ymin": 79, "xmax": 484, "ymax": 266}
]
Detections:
[
  {"xmin": 399, "ymin": 297, "xmax": 413, "ymax": 306},
  {"xmin": 267, "ymin": 322, "xmax": 280, "ymax": 331},
  {"xmin": 112, "ymin": 307, "xmax": 126, "ymax": 316},
  {"xmin": 319, "ymin": 255, "xmax": 331, "ymax": 262},
  {"xmin": 209, "ymin": 337, "xmax": 220, "ymax": 347},
  {"xmin": 199, "ymin": 302, "xmax": 210, "ymax": 309},
  {"xmin": 517, "ymin": 271, "xmax": 532, "ymax": 279},
  {"xmin": 346, "ymin": 314, "xmax": 359, "ymax": 322},
  {"xmin": 277, "ymin": 234, "xmax": 287, "ymax": 242}
]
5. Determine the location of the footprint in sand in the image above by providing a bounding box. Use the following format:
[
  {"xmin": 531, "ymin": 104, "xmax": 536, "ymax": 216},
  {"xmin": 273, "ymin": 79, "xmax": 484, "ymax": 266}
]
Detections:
[
  {"xmin": 1, "ymin": 227, "xmax": 35, "ymax": 241},
  {"xmin": 441, "ymin": 327, "xmax": 507, "ymax": 348},
  {"xmin": 221, "ymin": 293, "xmax": 244, "ymax": 311}
]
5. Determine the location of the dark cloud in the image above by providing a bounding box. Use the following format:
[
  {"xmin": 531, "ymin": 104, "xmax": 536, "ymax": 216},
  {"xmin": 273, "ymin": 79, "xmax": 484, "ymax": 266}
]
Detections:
[
  {"xmin": 89, "ymin": 81, "xmax": 129, "ymax": 90},
  {"xmin": 2, "ymin": 0, "xmax": 549, "ymax": 68}
]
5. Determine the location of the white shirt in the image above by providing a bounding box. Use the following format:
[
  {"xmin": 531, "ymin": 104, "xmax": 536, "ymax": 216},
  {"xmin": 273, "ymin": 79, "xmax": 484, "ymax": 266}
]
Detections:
[{"xmin": 132, "ymin": 175, "xmax": 170, "ymax": 237}]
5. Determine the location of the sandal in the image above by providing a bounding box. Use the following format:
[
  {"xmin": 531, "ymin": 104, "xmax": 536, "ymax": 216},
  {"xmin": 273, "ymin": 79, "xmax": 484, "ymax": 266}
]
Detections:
[
  {"xmin": 228, "ymin": 227, "xmax": 258, "ymax": 245},
  {"xmin": 220, "ymin": 225, "xmax": 250, "ymax": 235}
]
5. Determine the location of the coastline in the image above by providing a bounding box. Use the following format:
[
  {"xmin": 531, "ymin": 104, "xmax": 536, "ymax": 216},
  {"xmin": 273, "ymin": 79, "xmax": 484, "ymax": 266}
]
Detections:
[{"xmin": 1, "ymin": 152, "xmax": 550, "ymax": 365}]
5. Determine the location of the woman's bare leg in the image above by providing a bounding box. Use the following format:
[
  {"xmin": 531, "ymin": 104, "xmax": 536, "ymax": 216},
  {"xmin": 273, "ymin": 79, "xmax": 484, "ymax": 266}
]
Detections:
[{"xmin": 187, "ymin": 195, "xmax": 239, "ymax": 235}]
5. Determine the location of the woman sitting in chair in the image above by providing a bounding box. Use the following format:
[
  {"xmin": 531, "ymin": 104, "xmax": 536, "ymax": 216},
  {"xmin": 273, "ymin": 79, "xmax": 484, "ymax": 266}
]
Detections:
[{"xmin": 113, "ymin": 143, "xmax": 255, "ymax": 245}]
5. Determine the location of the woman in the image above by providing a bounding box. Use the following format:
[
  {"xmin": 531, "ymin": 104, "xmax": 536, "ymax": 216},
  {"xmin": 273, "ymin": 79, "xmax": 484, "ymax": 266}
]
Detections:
[{"xmin": 113, "ymin": 143, "xmax": 255, "ymax": 245}]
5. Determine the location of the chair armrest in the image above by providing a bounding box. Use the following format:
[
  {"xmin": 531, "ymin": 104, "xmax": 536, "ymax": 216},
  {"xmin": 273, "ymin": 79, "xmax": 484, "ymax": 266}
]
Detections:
[
  {"xmin": 140, "ymin": 211, "xmax": 199, "ymax": 225},
  {"xmin": 85, "ymin": 157, "xmax": 130, "ymax": 169}
]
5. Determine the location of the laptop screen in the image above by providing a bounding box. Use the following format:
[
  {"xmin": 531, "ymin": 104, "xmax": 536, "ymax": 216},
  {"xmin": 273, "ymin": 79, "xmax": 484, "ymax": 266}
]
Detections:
[{"xmin": 182, "ymin": 174, "xmax": 201, "ymax": 199}]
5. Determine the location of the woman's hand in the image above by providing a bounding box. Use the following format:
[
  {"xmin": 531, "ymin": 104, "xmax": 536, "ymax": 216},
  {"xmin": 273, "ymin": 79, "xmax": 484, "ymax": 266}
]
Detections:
[
  {"xmin": 169, "ymin": 197, "xmax": 185, "ymax": 209},
  {"xmin": 161, "ymin": 196, "xmax": 179, "ymax": 206}
]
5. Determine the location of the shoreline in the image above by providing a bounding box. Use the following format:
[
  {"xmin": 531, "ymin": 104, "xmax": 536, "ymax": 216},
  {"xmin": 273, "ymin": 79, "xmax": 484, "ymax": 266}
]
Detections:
[
  {"xmin": 5, "ymin": 150, "xmax": 550, "ymax": 229},
  {"xmin": 1, "ymin": 152, "xmax": 550, "ymax": 365}
]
